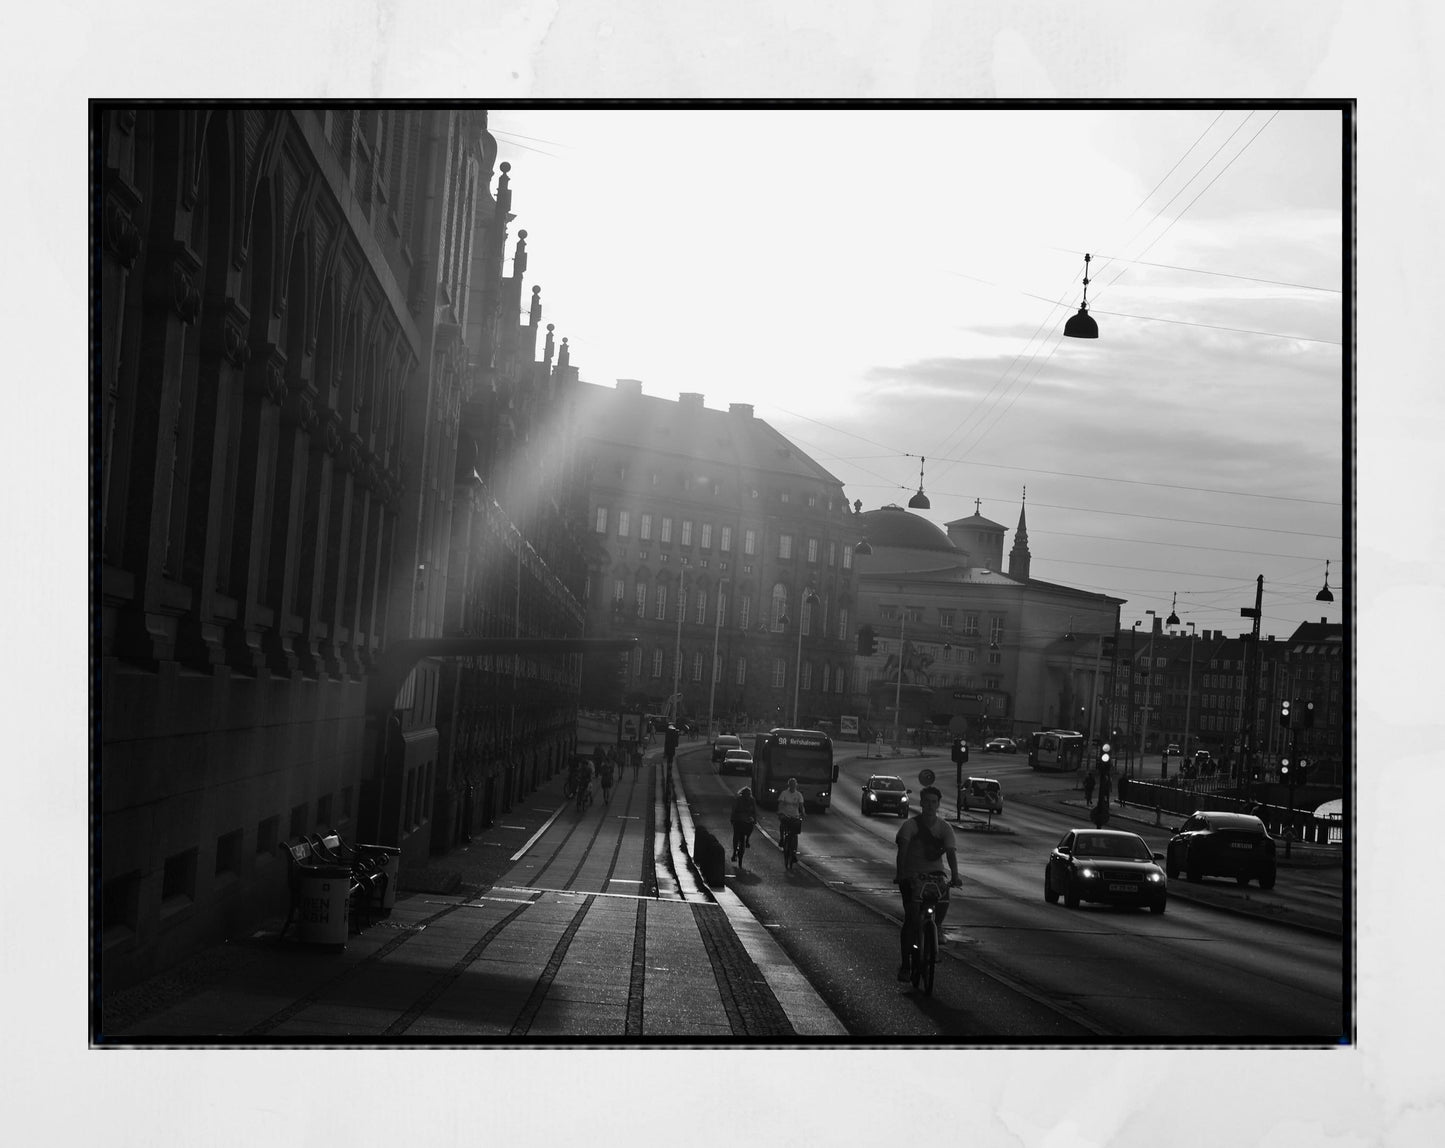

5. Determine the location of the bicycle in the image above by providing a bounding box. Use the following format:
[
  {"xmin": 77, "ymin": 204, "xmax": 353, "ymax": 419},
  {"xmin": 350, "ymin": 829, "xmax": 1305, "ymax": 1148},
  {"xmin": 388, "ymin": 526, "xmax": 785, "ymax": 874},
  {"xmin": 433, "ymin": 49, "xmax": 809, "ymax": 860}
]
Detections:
[
  {"xmin": 780, "ymin": 815, "xmax": 802, "ymax": 871},
  {"xmin": 732, "ymin": 822, "xmax": 753, "ymax": 871},
  {"xmin": 906, "ymin": 872, "xmax": 951, "ymax": 995},
  {"xmin": 575, "ymin": 782, "xmax": 593, "ymax": 812}
]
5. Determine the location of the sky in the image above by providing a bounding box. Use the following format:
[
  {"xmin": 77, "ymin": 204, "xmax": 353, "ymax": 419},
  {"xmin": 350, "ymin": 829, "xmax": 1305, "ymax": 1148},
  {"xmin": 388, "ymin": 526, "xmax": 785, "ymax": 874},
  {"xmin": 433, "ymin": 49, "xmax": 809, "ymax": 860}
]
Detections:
[{"xmin": 487, "ymin": 105, "xmax": 1346, "ymax": 643}]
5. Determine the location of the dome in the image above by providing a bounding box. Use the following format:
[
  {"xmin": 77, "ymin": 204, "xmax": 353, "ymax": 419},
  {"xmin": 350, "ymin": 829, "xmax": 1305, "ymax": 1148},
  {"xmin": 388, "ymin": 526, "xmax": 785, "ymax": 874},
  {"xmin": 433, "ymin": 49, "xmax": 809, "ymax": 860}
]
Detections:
[{"xmin": 854, "ymin": 505, "xmax": 958, "ymax": 554}]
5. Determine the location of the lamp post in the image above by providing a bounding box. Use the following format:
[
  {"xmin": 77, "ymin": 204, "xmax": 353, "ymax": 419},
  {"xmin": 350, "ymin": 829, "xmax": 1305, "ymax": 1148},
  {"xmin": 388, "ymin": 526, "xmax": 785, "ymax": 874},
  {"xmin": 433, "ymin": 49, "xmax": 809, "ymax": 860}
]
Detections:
[
  {"xmin": 1138, "ymin": 609, "xmax": 1157, "ymax": 775},
  {"xmin": 893, "ymin": 609, "xmax": 906, "ymax": 755},
  {"xmin": 791, "ymin": 589, "xmax": 820, "ymax": 727},
  {"xmin": 670, "ymin": 574, "xmax": 686, "ymax": 725},
  {"xmin": 1183, "ymin": 621, "xmax": 1197, "ymax": 759},
  {"xmin": 1129, "ymin": 619, "xmax": 1141, "ymax": 771},
  {"xmin": 706, "ymin": 576, "xmax": 730, "ymax": 739}
]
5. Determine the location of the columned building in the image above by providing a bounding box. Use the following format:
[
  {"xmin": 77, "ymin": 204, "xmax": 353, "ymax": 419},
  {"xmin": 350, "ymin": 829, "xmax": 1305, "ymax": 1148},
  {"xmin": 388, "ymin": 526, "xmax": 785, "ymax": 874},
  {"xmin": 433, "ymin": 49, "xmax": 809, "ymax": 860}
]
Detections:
[
  {"xmin": 97, "ymin": 107, "xmax": 584, "ymax": 990},
  {"xmin": 848, "ymin": 499, "xmax": 1122, "ymax": 743},
  {"xmin": 570, "ymin": 382, "xmax": 855, "ymax": 734}
]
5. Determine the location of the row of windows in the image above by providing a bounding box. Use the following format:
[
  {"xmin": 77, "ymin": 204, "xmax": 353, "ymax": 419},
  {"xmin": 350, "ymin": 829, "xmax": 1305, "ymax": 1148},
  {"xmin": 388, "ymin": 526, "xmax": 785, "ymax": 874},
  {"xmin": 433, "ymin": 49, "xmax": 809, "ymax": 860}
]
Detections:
[
  {"xmin": 607, "ymin": 467, "xmax": 840, "ymax": 512},
  {"xmin": 879, "ymin": 606, "xmax": 1006, "ymax": 643},
  {"xmin": 594, "ymin": 507, "xmax": 854, "ymax": 568},
  {"xmin": 612, "ymin": 582, "xmax": 852, "ymax": 641},
  {"xmin": 627, "ymin": 646, "xmax": 852, "ymax": 692}
]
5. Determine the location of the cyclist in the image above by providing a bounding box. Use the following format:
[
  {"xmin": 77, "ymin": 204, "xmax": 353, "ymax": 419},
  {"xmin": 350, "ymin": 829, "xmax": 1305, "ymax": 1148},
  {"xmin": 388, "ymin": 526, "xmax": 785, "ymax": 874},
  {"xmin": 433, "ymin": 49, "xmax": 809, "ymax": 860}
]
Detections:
[
  {"xmin": 575, "ymin": 756, "xmax": 595, "ymax": 811},
  {"xmin": 730, "ymin": 785, "xmax": 757, "ymax": 863},
  {"xmin": 893, "ymin": 786, "xmax": 962, "ymax": 981},
  {"xmin": 777, "ymin": 776, "xmax": 806, "ymax": 859}
]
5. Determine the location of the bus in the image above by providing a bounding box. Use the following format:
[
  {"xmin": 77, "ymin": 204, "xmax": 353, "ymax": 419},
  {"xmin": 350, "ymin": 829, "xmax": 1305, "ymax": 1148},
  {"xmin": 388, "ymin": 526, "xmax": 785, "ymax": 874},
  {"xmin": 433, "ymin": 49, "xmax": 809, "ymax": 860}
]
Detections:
[
  {"xmin": 752, "ymin": 728, "xmax": 839, "ymax": 812},
  {"xmin": 1027, "ymin": 729, "xmax": 1086, "ymax": 771}
]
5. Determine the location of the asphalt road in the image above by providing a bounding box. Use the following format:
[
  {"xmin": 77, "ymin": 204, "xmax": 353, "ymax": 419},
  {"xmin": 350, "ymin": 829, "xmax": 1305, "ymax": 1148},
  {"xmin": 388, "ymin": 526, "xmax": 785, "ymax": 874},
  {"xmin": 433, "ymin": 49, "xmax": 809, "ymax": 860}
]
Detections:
[{"xmin": 680, "ymin": 742, "xmax": 1345, "ymax": 1041}]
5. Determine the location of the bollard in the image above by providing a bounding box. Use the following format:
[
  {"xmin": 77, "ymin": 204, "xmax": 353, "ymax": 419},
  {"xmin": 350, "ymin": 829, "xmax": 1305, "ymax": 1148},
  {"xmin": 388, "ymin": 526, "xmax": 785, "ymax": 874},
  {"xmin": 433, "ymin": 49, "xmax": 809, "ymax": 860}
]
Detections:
[{"xmin": 693, "ymin": 824, "xmax": 727, "ymax": 887}]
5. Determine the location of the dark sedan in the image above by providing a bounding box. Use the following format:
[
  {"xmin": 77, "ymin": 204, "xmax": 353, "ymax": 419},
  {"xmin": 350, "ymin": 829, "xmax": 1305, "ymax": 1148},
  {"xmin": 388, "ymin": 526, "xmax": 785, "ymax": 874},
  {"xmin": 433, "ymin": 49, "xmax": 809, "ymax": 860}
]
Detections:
[
  {"xmin": 1166, "ymin": 811, "xmax": 1276, "ymax": 888},
  {"xmin": 860, "ymin": 775, "xmax": 911, "ymax": 818},
  {"xmin": 1044, "ymin": 828, "xmax": 1168, "ymax": 913},
  {"xmin": 984, "ymin": 738, "xmax": 1017, "ymax": 754}
]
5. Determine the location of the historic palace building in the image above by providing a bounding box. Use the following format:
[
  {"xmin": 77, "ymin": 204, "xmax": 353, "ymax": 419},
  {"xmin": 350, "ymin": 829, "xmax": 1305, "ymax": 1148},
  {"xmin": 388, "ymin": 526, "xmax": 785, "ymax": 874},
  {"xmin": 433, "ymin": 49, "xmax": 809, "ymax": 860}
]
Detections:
[
  {"xmin": 570, "ymin": 382, "xmax": 856, "ymax": 734},
  {"xmin": 97, "ymin": 107, "xmax": 587, "ymax": 988}
]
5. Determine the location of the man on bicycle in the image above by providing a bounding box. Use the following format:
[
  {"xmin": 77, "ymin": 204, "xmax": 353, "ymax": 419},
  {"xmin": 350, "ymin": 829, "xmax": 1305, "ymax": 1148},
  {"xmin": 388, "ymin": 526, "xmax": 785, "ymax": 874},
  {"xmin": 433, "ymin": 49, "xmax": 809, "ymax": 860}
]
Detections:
[
  {"xmin": 777, "ymin": 776, "xmax": 806, "ymax": 855},
  {"xmin": 893, "ymin": 786, "xmax": 962, "ymax": 981},
  {"xmin": 730, "ymin": 785, "xmax": 757, "ymax": 862},
  {"xmin": 576, "ymin": 756, "xmax": 595, "ymax": 810}
]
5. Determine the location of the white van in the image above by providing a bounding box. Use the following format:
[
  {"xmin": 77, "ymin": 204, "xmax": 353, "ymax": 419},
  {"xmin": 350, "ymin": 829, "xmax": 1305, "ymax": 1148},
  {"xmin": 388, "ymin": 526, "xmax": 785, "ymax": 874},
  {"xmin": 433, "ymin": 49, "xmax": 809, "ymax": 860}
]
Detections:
[{"xmin": 961, "ymin": 776, "xmax": 1003, "ymax": 815}]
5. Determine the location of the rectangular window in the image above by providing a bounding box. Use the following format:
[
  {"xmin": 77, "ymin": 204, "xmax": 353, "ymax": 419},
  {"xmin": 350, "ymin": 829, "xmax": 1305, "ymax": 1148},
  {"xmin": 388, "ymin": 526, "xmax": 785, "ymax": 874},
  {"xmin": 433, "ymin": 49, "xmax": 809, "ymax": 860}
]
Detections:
[
  {"xmin": 617, "ymin": 509, "xmax": 631, "ymax": 537},
  {"xmin": 828, "ymin": 541, "xmax": 837, "ymax": 567},
  {"xmin": 720, "ymin": 525, "xmax": 732, "ymax": 552},
  {"xmin": 635, "ymin": 582, "xmax": 647, "ymax": 618},
  {"xmin": 821, "ymin": 663, "xmax": 830, "ymax": 692},
  {"xmin": 988, "ymin": 650, "xmax": 1003, "ymax": 665},
  {"xmin": 162, "ymin": 847, "xmax": 198, "ymax": 906},
  {"xmin": 695, "ymin": 590, "xmax": 707, "ymax": 624},
  {"xmin": 965, "ymin": 648, "xmax": 977, "ymax": 665},
  {"xmin": 715, "ymin": 589, "xmax": 727, "ymax": 627},
  {"xmin": 714, "ymin": 653, "xmax": 723, "ymax": 683},
  {"xmin": 801, "ymin": 662, "xmax": 813, "ymax": 691},
  {"xmin": 807, "ymin": 538, "xmax": 818, "ymax": 563},
  {"xmin": 651, "ymin": 648, "xmax": 663, "ymax": 678},
  {"xmin": 661, "ymin": 517, "xmax": 673, "ymax": 544},
  {"xmin": 772, "ymin": 658, "xmax": 787, "ymax": 688},
  {"xmin": 962, "ymin": 613, "xmax": 979, "ymax": 637},
  {"xmin": 779, "ymin": 534, "xmax": 793, "ymax": 559},
  {"xmin": 735, "ymin": 657, "xmax": 747, "ymax": 686},
  {"xmin": 700, "ymin": 522, "xmax": 712, "ymax": 549},
  {"xmin": 655, "ymin": 585, "xmax": 667, "ymax": 621},
  {"xmin": 256, "ymin": 814, "xmax": 279, "ymax": 856},
  {"xmin": 681, "ymin": 520, "xmax": 693, "ymax": 546},
  {"xmin": 614, "ymin": 579, "xmax": 625, "ymax": 605},
  {"xmin": 640, "ymin": 513, "xmax": 653, "ymax": 541},
  {"xmin": 744, "ymin": 528, "xmax": 757, "ymax": 556},
  {"xmin": 692, "ymin": 652, "xmax": 704, "ymax": 682},
  {"xmin": 836, "ymin": 667, "xmax": 846, "ymax": 694},
  {"xmin": 939, "ymin": 609, "xmax": 955, "ymax": 630},
  {"xmin": 740, "ymin": 595, "xmax": 752, "ymax": 630},
  {"xmin": 990, "ymin": 617, "xmax": 1005, "ymax": 644},
  {"xmin": 837, "ymin": 607, "xmax": 849, "ymax": 641},
  {"xmin": 214, "ymin": 829, "xmax": 243, "ymax": 877},
  {"xmin": 594, "ymin": 506, "xmax": 608, "ymax": 534},
  {"xmin": 843, "ymin": 545, "xmax": 853, "ymax": 570}
]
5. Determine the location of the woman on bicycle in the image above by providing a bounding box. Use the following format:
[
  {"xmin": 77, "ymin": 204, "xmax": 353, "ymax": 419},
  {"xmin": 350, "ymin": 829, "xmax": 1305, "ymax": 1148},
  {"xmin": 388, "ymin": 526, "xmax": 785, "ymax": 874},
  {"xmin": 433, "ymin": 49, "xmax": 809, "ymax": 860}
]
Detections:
[
  {"xmin": 730, "ymin": 786, "xmax": 757, "ymax": 862},
  {"xmin": 893, "ymin": 786, "xmax": 962, "ymax": 981},
  {"xmin": 777, "ymin": 777, "xmax": 806, "ymax": 857}
]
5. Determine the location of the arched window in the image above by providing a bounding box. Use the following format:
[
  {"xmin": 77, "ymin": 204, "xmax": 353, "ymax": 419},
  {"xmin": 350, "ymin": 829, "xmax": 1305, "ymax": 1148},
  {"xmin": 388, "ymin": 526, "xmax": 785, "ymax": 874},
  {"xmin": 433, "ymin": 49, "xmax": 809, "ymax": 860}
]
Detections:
[{"xmin": 771, "ymin": 583, "xmax": 788, "ymax": 632}]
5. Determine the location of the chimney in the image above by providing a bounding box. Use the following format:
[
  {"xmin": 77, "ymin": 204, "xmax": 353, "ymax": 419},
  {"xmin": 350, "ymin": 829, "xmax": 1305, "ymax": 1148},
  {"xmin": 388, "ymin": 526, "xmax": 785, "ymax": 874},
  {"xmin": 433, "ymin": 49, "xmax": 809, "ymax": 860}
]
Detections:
[
  {"xmin": 679, "ymin": 393, "xmax": 705, "ymax": 410},
  {"xmin": 729, "ymin": 403, "xmax": 754, "ymax": 418},
  {"xmin": 616, "ymin": 379, "xmax": 644, "ymax": 396}
]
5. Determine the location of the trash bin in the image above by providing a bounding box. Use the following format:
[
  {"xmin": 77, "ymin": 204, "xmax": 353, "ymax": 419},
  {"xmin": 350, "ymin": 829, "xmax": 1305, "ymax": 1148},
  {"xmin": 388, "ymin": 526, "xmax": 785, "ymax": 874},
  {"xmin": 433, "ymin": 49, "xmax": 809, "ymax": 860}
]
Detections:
[
  {"xmin": 362, "ymin": 845, "xmax": 402, "ymax": 913},
  {"xmin": 692, "ymin": 825, "xmax": 726, "ymax": 888},
  {"xmin": 295, "ymin": 864, "xmax": 353, "ymax": 946}
]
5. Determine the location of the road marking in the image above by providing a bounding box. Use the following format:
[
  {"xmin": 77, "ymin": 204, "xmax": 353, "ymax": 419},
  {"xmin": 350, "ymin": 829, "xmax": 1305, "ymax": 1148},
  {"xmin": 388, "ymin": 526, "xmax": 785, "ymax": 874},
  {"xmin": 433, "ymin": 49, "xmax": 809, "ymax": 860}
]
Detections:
[{"xmin": 509, "ymin": 805, "xmax": 566, "ymax": 861}]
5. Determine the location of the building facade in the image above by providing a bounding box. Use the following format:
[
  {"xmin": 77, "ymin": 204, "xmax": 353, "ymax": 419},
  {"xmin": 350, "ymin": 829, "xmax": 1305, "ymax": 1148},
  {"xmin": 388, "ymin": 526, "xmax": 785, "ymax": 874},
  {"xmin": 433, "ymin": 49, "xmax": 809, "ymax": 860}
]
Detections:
[
  {"xmin": 570, "ymin": 382, "xmax": 856, "ymax": 733},
  {"xmin": 97, "ymin": 107, "xmax": 584, "ymax": 989},
  {"xmin": 849, "ymin": 500, "xmax": 1122, "ymax": 743}
]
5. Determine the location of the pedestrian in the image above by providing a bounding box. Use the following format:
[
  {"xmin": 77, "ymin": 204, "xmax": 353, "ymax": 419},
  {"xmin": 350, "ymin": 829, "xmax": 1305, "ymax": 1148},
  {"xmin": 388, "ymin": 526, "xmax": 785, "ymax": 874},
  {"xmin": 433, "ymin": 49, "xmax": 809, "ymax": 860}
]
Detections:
[
  {"xmin": 599, "ymin": 754, "xmax": 616, "ymax": 805},
  {"xmin": 1083, "ymin": 771, "xmax": 1095, "ymax": 806}
]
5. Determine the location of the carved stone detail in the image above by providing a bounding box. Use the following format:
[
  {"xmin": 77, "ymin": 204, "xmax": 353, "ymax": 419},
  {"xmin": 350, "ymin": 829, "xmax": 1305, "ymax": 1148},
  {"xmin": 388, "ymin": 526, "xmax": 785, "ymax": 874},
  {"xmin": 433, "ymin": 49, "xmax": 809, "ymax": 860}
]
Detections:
[
  {"xmin": 172, "ymin": 263, "xmax": 202, "ymax": 324},
  {"xmin": 103, "ymin": 193, "xmax": 142, "ymax": 268},
  {"xmin": 221, "ymin": 312, "xmax": 251, "ymax": 368}
]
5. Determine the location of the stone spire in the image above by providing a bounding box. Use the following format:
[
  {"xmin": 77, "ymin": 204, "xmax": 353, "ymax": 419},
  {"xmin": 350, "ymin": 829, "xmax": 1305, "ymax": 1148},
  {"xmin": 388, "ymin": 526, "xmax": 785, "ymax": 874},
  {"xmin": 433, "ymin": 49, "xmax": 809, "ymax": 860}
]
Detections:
[{"xmin": 1008, "ymin": 486, "xmax": 1032, "ymax": 581}]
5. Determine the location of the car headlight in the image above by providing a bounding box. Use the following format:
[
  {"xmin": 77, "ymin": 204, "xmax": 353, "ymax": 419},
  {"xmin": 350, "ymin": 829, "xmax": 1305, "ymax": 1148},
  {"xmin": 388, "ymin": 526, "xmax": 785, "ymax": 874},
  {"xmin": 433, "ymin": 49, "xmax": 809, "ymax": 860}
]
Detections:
[
  {"xmin": 866, "ymin": 793, "xmax": 877, "ymax": 802},
  {"xmin": 1077, "ymin": 867, "xmax": 1098, "ymax": 880},
  {"xmin": 1146, "ymin": 872, "xmax": 1164, "ymax": 883}
]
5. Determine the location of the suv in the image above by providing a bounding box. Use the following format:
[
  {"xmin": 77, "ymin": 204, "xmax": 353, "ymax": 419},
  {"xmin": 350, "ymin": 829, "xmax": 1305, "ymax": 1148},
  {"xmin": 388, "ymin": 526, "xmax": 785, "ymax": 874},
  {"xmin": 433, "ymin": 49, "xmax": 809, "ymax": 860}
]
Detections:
[
  {"xmin": 1166, "ymin": 811, "xmax": 1276, "ymax": 888},
  {"xmin": 711, "ymin": 734, "xmax": 742, "ymax": 767},
  {"xmin": 961, "ymin": 776, "xmax": 1003, "ymax": 815},
  {"xmin": 860, "ymin": 775, "xmax": 911, "ymax": 818}
]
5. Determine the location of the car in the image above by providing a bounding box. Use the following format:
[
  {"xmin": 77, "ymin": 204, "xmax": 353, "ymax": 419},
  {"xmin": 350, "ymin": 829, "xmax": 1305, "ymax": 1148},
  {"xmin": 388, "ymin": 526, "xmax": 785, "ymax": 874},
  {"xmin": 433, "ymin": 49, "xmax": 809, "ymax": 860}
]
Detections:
[
  {"xmin": 1165, "ymin": 743, "xmax": 1181, "ymax": 757},
  {"xmin": 960, "ymin": 776, "xmax": 1003, "ymax": 815},
  {"xmin": 1044, "ymin": 828, "xmax": 1168, "ymax": 913},
  {"xmin": 711, "ymin": 734, "xmax": 742, "ymax": 766},
  {"xmin": 860, "ymin": 775, "xmax": 911, "ymax": 818},
  {"xmin": 1166, "ymin": 811, "xmax": 1276, "ymax": 888},
  {"xmin": 720, "ymin": 748, "xmax": 754, "ymax": 776},
  {"xmin": 984, "ymin": 737, "xmax": 1017, "ymax": 754}
]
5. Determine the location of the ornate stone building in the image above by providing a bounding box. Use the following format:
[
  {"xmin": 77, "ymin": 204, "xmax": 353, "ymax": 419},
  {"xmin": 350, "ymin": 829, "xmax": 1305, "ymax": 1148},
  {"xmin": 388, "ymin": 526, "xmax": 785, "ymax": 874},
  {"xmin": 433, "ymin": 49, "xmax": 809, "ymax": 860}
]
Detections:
[
  {"xmin": 570, "ymin": 382, "xmax": 856, "ymax": 733},
  {"xmin": 97, "ymin": 108, "xmax": 585, "ymax": 989}
]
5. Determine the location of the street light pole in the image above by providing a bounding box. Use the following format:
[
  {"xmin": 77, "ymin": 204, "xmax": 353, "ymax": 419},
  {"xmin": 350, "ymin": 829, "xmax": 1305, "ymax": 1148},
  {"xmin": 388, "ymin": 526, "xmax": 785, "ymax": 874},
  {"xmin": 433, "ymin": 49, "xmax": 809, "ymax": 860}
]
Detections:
[
  {"xmin": 1138, "ymin": 609, "xmax": 1157, "ymax": 774},
  {"xmin": 707, "ymin": 577, "xmax": 729, "ymax": 739},
  {"xmin": 893, "ymin": 609, "xmax": 905, "ymax": 755},
  {"xmin": 791, "ymin": 590, "xmax": 820, "ymax": 727},
  {"xmin": 670, "ymin": 575, "xmax": 685, "ymax": 723},
  {"xmin": 1183, "ymin": 621, "xmax": 1197, "ymax": 758},
  {"xmin": 1129, "ymin": 619, "xmax": 1141, "ymax": 772}
]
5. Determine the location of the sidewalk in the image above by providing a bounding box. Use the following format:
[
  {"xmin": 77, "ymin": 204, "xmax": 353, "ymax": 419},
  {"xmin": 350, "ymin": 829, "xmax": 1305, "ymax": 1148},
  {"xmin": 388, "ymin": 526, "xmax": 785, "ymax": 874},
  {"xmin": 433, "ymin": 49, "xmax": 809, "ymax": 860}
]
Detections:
[{"xmin": 97, "ymin": 747, "xmax": 846, "ymax": 1043}]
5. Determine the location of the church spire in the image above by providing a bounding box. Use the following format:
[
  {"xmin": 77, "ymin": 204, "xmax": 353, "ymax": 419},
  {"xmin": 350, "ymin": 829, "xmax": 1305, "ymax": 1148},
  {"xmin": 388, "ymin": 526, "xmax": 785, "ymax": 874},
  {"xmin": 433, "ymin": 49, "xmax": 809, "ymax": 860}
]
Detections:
[{"xmin": 1008, "ymin": 486, "xmax": 1032, "ymax": 581}]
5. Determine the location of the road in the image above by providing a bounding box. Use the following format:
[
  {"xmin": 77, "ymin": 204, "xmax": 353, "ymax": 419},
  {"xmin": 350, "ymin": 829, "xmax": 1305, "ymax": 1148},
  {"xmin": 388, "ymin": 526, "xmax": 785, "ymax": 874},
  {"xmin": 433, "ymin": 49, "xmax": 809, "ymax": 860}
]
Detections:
[{"xmin": 681, "ymin": 741, "xmax": 1346, "ymax": 1040}]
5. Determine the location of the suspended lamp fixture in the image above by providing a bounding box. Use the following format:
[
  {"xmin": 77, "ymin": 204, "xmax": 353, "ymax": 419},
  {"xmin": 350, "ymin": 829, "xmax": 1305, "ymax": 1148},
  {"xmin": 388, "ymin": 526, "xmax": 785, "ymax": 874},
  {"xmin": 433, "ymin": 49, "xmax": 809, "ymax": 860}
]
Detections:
[
  {"xmin": 1316, "ymin": 560, "xmax": 1335, "ymax": 603},
  {"xmin": 1167, "ymin": 592, "xmax": 1180, "ymax": 627},
  {"xmin": 1063, "ymin": 252, "xmax": 1099, "ymax": 339}
]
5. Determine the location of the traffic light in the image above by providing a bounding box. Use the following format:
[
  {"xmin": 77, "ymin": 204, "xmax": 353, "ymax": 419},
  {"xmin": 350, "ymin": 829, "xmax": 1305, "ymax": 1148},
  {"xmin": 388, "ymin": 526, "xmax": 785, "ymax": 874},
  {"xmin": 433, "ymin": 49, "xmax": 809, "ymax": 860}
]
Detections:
[
  {"xmin": 1279, "ymin": 756, "xmax": 1291, "ymax": 783},
  {"xmin": 856, "ymin": 624, "xmax": 877, "ymax": 657},
  {"xmin": 1302, "ymin": 699, "xmax": 1315, "ymax": 728},
  {"xmin": 1297, "ymin": 758, "xmax": 1310, "ymax": 785},
  {"xmin": 1098, "ymin": 741, "xmax": 1111, "ymax": 770},
  {"xmin": 951, "ymin": 738, "xmax": 968, "ymax": 764},
  {"xmin": 1278, "ymin": 699, "xmax": 1292, "ymax": 728}
]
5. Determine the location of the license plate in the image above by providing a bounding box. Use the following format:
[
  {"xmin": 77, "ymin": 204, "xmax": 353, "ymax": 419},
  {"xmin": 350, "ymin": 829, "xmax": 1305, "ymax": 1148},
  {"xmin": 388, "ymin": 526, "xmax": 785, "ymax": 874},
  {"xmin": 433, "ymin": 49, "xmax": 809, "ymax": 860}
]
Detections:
[
  {"xmin": 1108, "ymin": 883, "xmax": 1138, "ymax": 893},
  {"xmin": 1230, "ymin": 842, "xmax": 1254, "ymax": 850}
]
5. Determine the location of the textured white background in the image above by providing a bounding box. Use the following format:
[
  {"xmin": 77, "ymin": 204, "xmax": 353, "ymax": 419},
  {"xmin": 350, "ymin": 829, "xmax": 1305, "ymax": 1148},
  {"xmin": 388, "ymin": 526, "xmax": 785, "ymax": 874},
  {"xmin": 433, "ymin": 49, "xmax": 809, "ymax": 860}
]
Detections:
[{"xmin": 11, "ymin": 2, "xmax": 1433, "ymax": 1143}]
